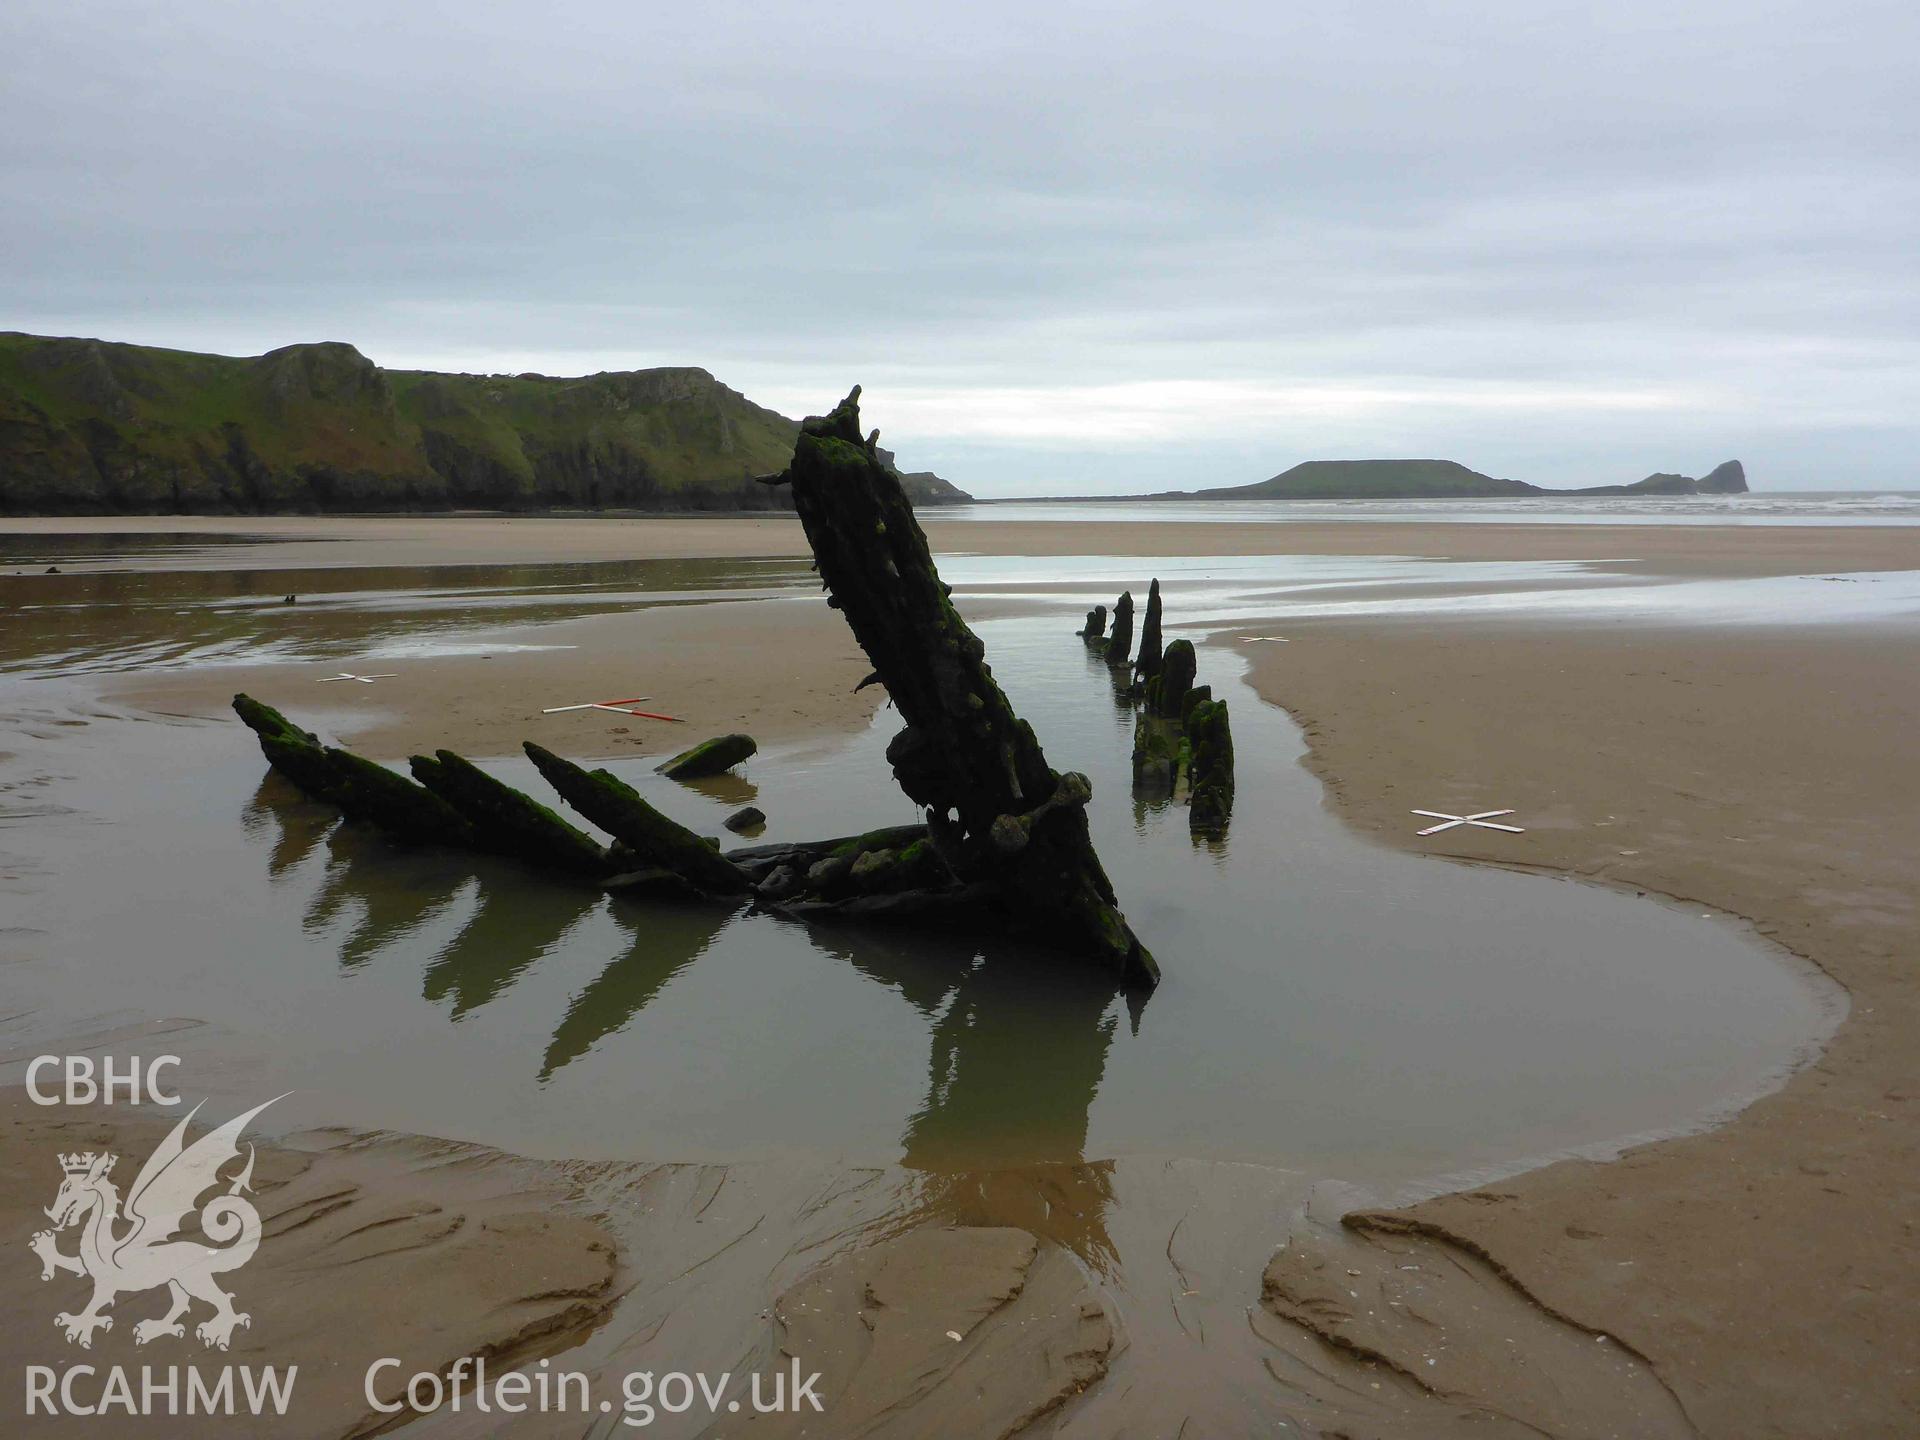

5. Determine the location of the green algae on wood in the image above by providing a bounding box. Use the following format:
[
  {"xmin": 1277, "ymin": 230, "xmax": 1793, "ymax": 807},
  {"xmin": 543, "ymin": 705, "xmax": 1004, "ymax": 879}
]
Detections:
[
  {"xmin": 411, "ymin": 748, "xmax": 614, "ymax": 879},
  {"xmin": 233, "ymin": 693, "xmax": 475, "ymax": 846},
  {"xmin": 524, "ymin": 742, "xmax": 749, "ymax": 895},
  {"xmin": 1079, "ymin": 604, "xmax": 1107, "ymax": 643},
  {"xmin": 1131, "ymin": 712, "xmax": 1180, "ymax": 793},
  {"xmin": 1178, "ymin": 682, "xmax": 1212, "ymax": 727},
  {"xmin": 319, "ymin": 745, "xmax": 476, "ymax": 847},
  {"xmin": 1187, "ymin": 699, "xmax": 1236, "ymax": 835},
  {"xmin": 233, "ymin": 693, "xmax": 346, "ymax": 805},
  {"xmin": 655, "ymin": 733, "xmax": 757, "ymax": 780},
  {"xmin": 766, "ymin": 386, "xmax": 1156, "ymax": 988},
  {"xmin": 793, "ymin": 826, "xmax": 953, "ymax": 901}
]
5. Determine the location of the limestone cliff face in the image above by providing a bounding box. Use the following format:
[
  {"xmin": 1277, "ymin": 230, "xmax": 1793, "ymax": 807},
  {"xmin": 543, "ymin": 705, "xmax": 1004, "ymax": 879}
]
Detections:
[
  {"xmin": 1697, "ymin": 459, "xmax": 1748, "ymax": 493},
  {"xmin": 0, "ymin": 333, "xmax": 970, "ymax": 513},
  {"xmin": 1564, "ymin": 460, "xmax": 1749, "ymax": 496}
]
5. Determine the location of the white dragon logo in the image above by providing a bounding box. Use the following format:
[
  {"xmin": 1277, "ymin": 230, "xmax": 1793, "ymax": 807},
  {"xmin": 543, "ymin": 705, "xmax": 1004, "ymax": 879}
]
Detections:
[{"xmin": 28, "ymin": 1097, "xmax": 283, "ymax": 1351}]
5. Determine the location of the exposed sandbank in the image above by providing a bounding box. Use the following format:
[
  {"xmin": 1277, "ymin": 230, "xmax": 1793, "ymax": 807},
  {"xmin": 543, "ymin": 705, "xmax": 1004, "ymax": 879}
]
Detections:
[
  {"xmin": 113, "ymin": 596, "xmax": 883, "ymax": 761},
  {"xmin": 10, "ymin": 510, "xmax": 1920, "ymax": 578},
  {"xmin": 0, "ymin": 1082, "xmax": 621, "ymax": 1439},
  {"xmin": 1242, "ymin": 619, "xmax": 1918, "ymax": 1437}
]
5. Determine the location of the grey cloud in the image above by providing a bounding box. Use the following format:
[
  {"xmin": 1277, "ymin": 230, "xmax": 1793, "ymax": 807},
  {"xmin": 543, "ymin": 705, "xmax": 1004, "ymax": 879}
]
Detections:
[{"xmin": 3, "ymin": 0, "xmax": 1916, "ymax": 493}]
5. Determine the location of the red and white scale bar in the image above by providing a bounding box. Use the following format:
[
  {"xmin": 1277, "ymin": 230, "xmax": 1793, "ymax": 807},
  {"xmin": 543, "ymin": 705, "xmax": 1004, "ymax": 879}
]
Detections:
[{"xmin": 541, "ymin": 697, "xmax": 682, "ymax": 722}]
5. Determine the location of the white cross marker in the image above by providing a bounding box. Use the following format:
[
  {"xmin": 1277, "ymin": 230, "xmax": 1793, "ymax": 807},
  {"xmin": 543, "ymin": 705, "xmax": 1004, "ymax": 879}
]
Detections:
[
  {"xmin": 318, "ymin": 672, "xmax": 398, "ymax": 684},
  {"xmin": 1412, "ymin": 808, "xmax": 1526, "ymax": 836}
]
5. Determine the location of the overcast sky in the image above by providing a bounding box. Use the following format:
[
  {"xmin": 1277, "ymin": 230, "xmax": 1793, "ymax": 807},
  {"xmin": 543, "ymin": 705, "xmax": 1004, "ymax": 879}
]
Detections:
[{"xmin": 4, "ymin": 1, "xmax": 1915, "ymax": 495}]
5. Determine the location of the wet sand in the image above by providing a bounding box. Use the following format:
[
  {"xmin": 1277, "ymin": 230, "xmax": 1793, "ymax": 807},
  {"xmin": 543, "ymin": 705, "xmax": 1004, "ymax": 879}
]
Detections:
[
  {"xmin": 1242, "ymin": 620, "xmax": 1920, "ymax": 1438},
  {"xmin": 9, "ymin": 509, "xmax": 1920, "ymax": 577},
  {"xmin": 3, "ymin": 513, "xmax": 1916, "ymax": 1436},
  {"xmin": 0, "ymin": 1064, "xmax": 623, "ymax": 1440},
  {"xmin": 115, "ymin": 597, "xmax": 884, "ymax": 761}
]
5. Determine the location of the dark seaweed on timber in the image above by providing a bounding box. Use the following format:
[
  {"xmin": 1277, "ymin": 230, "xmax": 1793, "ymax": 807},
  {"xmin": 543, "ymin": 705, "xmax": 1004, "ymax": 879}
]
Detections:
[{"xmin": 231, "ymin": 387, "xmax": 1157, "ymax": 989}]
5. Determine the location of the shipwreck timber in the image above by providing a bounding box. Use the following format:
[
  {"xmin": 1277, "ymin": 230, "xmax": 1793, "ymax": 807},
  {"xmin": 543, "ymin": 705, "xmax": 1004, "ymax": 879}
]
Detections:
[
  {"xmin": 656, "ymin": 733, "xmax": 757, "ymax": 780},
  {"xmin": 410, "ymin": 749, "xmax": 617, "ymax": 880},
  {"xmin": 1109, "ymin": 593, "xmax": 1237, "ymax": 837},
  {"xmin": 761, "ymin": 387, "xmax": 1157, "ymax": 987},
  {"xmin": 1134, "ymin": 578, "xmax": 1164, "ymax": 685},
  {"xmin": 1186, "ymin": 698, "xmax": 1236, "ymax": 834},
  {"xmin": 1103, "ymin": 590, "xmax": 1135, "ymax": 669},
  {"xmin": 231, "ymin": 385, "xmax": 1158, "ymax": 990},
  {"xmin": 525, "ymin": 743, "xmax": 751, "ymax": 895}
]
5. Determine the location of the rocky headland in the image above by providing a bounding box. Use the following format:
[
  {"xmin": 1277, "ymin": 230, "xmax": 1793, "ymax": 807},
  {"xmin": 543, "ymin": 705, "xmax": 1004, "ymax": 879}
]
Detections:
[{"xmin": 0, "ymin": 332, "xmax": 970, "ymax": 514}]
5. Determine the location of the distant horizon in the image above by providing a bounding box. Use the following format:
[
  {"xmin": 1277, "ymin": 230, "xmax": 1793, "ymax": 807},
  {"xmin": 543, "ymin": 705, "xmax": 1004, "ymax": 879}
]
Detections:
[
  {"xmin": 962, "ymin": 485, "xmax": 1920, "ymax": 502},
  {"xmin": 12, "ymin": 323, "xmax": 1908, "ymax": 502}
]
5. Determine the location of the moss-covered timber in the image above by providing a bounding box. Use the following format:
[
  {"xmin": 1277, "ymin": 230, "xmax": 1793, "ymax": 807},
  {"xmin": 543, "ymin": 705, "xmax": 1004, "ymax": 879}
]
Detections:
[
  {"xmin": 724, "ymin": 823, "xmax": 930, "ymax": 880},
  {"xmin": 233, "ymin": 693, "xmax": 347, "ymax": 805},
  {"xmin": 524, "ymin": 742, "xmax": 750, "ymax": 895},
  {"xmin": 655, "ymin": 733, "xmax": 757, "ymax": 780},
  {"xmin": 1131, "ymin": 712, "xmax": 1180, "ymax": 793},
  {"xmin": 1178, "ymin": 683, "xmax": 1212, "ymax": 726},
  {"xmin": 1079, "ymin": 604, "xmax": 1107, "ymax": 642},
  {"xmin": 233, "ymin": 694, "xmax": 475, "ymax": 846},
  {"xmin": 319, "ymin": 745, "xmax": 479, "ymax": 847},
  {"xmin": 764, "ymin": 386, "xmax": 1156, "ymax": 987},
  {"xmin": 410, "ymin": 749, "xmax": 614, "ymax": 879},
  {"xmin": 746, "ymin": 819, "xmax": 957, "ymax": 906},
  {"xmin": 1187, "ymin": 699, "xmax": 1236, "ymax": 835}
]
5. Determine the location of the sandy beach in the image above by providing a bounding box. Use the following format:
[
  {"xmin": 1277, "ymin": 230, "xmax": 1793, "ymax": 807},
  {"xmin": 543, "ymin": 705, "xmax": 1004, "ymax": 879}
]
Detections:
[
  {"xmin": 0, "ymin": 1076, "xmax": 623, "ymax": 1440},
  {"xmin": 2, "ymin": 512, "xmax": 1915, "ymax": 1436},
  {"xmin": 1245, "ymin": 620, "xmax": 1919, "ymax": 1437},
  {"xmin": 12, "ymin": 509, "xmax": 1920, "ymax": 575},
  {"xmin": 116, "ymin": 597, "xmax": 886, "ymax": 762}
]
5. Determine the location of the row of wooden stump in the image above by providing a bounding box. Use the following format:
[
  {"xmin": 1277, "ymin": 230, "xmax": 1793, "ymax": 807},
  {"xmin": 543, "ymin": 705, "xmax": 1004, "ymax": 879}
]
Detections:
[{"xmin": 1079, "ymin": 579, "xmax": 1236, "ymax": 834}]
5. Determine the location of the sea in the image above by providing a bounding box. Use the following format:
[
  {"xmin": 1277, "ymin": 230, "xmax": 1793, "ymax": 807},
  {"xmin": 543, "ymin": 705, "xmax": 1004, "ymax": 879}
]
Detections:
[{"xmin": 934, "ymin": 490, "xmax": 1920, "ymax": 526}]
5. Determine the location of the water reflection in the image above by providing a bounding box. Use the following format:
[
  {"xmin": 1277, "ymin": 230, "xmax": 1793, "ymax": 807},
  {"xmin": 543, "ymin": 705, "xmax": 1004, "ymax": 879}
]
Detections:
[
  {"xmin": 325, "ymin": 830, "xmax": 471, "ymax": 971},
  {"xmin": 418, "ymin": 874, "xmax": 603, "ymax": 1019},
  {"xmin": 911, "ymin": 956, "xmax": 1118, "ymax": 1169},
  {"xmin": 672, "ymin": 771, "xmax": 761, "ymax": 807},
  {"xmin": 243, "ymin": 767, "xmax": 1134, "ymax": 1188},
  {"xmin": 541, "ymin": 900, "xmax": 740, "ymax": 1080},
  {"xmin": 239, "ymin": 774, "xmax": 333, "ymax": 877},
  {"xmin": 790, "ymin": 925, "xmax": 1129, "ymax": 1269},
  {"xmin": 0, "ymin": 555, "xmax": 813, "ymax": 677}
]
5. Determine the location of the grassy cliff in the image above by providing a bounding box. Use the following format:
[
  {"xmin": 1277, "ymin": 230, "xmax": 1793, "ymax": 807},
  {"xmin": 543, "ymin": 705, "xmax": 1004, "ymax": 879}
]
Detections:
[
  {"xmin": 0, "ymin": 332, "xmax": 969, "ymax": 513},
  {"xmin": 1204, "ymin": 458, "xmax": 1536, "ymax": 499},
  {"xmin": 1168, "ymin": 457, "xmax": 1747, "ymax": 500}
]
